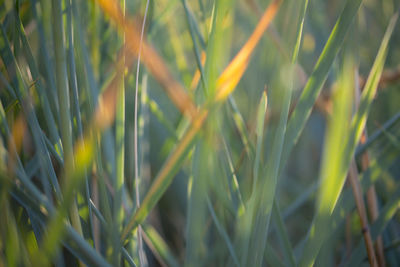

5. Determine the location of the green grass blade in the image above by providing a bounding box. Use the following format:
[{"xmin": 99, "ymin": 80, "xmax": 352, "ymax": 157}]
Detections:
[
  {"xmin": 31, "ymin": 0, "xmax": 59, "ymax": 115},
  {"xmin": 0, "ymin": 174, "xmax": 30, "ymax": 266},
  {"xmin": 66, "ymin": 0, "xmax": 95, "ymax": 247},
  {"xmin": 71, "ymin": 0, "xmax": 100, "ymax": 109},
  {"xmin": 90, "ymin": 200, "xmax": 138, "ymax": 266},
  {"xmin": 31, "ymin": 138, "xmax": 96, "ymax": 265},
  {"xmin": 184, "ymin": 141, "xmax": 210, "ymax": 266},
  {"xmin": 52, "ymin": 0, "xmax": 83, "ymax": 237},
  {"xmin": 282, "ymin": 181, "xmax": 318, "ymax": 219},
  {"xmin": 221, "ymin": 138, "xmax": 245, "ymax": 214},
  {"xmin": 355, "ymin": 112, "xmax": 400, "ymax": 156},
  {"xmin": 203, "ymin": 0, "xmax": 233, "ymax": 98},
  {"xmin": 145, "ymin": 94, "xmax": 178, "ymax": 138},
  {"xmin": 0, "ymin": 23, "xmax": 61, "ymax": 200},
  {"xmin": 280, "ymin": 0, "xmax": 363, "ymax": 171},
  {"xmin": 272, "ymin": 201, "xmax": 296, "ymax": 267},
  {"xmin": 15, "ymin": 12, "xmax": 60, "ymax": 146},
  {"xmin": 298, "ymin": 58, "xmax": 354, "ymax": 267},
  {"xmin": 228, "ymin": 96, "xmax": 255, "ymax": 157},
  {"xmin": 182, "ymin": 0, "xmax": 207, "ymax": 89},
  {"xmin": 113, "ymin": 26, "xmax": 126, "ymax": 266},
  {"xmin": 207, "ymin": 196, "xmax": 240, "ymax": 267},
  {"xmin": 298, "ymin": 15, "xmax": 398, "ymax": 263},
  {"xmin": 184, "ymin": 107, "xmax": 228, "ymax": 265},
  {"xmin": 344, "ymin": 185, "xmax": 400, "ymax": 266},
  {"xmin": 121, "ymin": 110, "xmax": 204, "ymax": 242},
  {"xmin": 142, "ymin": 225, "xmax": 180, "ymax": 267},
  {"xmin": 0, "ymin": 70, "xmax": 16, "ymax": 99},
  {"xmin": 346, "ymin": 14, "xmax": 398, "ymax": 167},
  {"xmin": 379, "ymin": 127, "xmax": 400, "ymax": 150},
  {"xmin": 239, "ymin": 0, "xmax": 309, "ymax": 263},
  {"xmin": 7, "ymin": 144, "xmax": 111, "ymax": 266},
  {"xmin": 244, "ymin": 62, "xmax": 291, "ymax": 267},
  {"xmin": 252, "ymin": 91, "xmax": 267, "ymax": 193},
  {"xmin": 64, "ymin": 226, "xmax": 113, "ymax": 267}
]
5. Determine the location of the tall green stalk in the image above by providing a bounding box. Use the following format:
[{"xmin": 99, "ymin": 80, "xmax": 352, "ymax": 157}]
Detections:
[
  {"xmin": 113, "ymin": 0, "xmax": 126, "ymax": 263},
  {"xmin": 51, "ymin": 0, "xmax": 82, "ymax": 236}
]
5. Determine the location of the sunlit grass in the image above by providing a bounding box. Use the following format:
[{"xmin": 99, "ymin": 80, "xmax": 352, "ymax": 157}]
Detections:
[{"xmin": 0, "ymin": 0, "xmax": 400, "ymax": 266}]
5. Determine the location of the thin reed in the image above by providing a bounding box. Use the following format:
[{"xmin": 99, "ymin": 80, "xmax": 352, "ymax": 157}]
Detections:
[{"xmin": 0, "ymin": 0, "xmax": 400, "ymax": 266}]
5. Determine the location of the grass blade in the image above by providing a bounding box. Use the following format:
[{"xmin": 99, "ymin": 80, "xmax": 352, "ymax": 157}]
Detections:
[
  {"xmin": 344, "ymin": 185, "xmax": 400, "ymax": 267},
  {"xmin": 272, "ymin": 201, "xmax": 296, "ymax": 267},
  {"xmin": 52, "ymin": 0, "xmax": 83, "ymax": 236},
  {"xmin": 120, "ymin": 0, "xmax": 281, "ymax": 241},
  {"xmin": 280, "ymin": 0, "xmax": 363, "ymax": 171},
  {"xmin": 298, "ymin": 58, "xmax": 354, "ymax": 267},
  {"xmin": 142, "ymin": 225, "xmax": 180, "ymax": 267},
  {"xmin": 236, "ymin": 0, "xmax": 308, "ymax": 264},
  {"xmin": 206, "ymin": 196, "xmax": 240, "ymax": 267},
  {"xmin": 299, "ymin": 15, "xmax": 397, "ymax": 265},
  {"xmin": 252, "ymin": 91, "xmax": 267, "ymax": 193}
]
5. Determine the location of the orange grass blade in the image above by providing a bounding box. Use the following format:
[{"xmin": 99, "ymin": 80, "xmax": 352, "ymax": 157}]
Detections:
[
  {"xmin": 119, "ymin": 0, "xmax": 282, "ymax": 241},
  {"xmin": 121, "ymin": 109, "xmax": 209, "ymax": 241},
  {"xmin": 215, "ymin": 0, "xmax": 282, "ymax": 102},
  {"xmin": 96, "ymin": 0, "xmax": 198, "ymax": 119}
]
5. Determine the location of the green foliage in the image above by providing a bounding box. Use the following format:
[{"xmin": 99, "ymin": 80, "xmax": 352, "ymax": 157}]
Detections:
[{"xmin": 0, "ymin": 0, "xmax": 400, "ymax": 266}]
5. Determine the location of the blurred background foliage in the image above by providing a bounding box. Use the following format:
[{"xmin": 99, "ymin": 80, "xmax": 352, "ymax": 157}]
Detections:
[{"xmin": 0, "ymin": 0, "xmax": 400, "ymax": 266}]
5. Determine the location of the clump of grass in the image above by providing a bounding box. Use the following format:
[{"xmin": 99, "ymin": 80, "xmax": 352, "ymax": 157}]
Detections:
[{"xmin": 0, "ymin": 0, "xmax": 400, "ymax": 266}]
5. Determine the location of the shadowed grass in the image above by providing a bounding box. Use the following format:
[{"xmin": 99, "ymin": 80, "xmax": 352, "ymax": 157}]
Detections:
[{"xmin": 1, "ymin": 0, "xmax": 400, "ymax": 266}]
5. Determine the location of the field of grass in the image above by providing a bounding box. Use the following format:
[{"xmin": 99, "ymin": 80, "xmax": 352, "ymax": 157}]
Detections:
[{"xmin": 0, "ymin": 0, "xmax": 400, "ymax": 266}]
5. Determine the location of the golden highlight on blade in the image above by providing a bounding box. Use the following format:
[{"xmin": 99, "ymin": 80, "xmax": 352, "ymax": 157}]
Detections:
[
  {"xmin": 215, "ymin": 0, "xmax": 282, "ymax": 102},
  {"xmin": 96, "ymin": 0, "xmax": 198, "ymax": 119},
  {"xmin": 115, "ymin": 0, "xmax": 282, "ymax": 242}
]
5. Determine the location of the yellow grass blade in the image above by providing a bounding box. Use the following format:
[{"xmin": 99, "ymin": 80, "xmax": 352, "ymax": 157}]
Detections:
[
  {"xmin": 215, "ymin": 0, "xmax": 282, "ymax": 102},
  {"xmin": 118, "ymin": 0, "xmax": 282, "ymax": 241},
  {"xmin": 96, "ymin": 0, "xmax": 198, "ymax": 119}
]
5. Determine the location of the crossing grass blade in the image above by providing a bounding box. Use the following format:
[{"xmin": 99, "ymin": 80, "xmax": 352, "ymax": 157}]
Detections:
[
  {"xmin": 66, "ymin": 0, "xmax": 95, "ymax": 246},
  {"xmin": 96, "ymin": 0, "xmax": 198, "ymax": 119},
  {"xmin": 298, "ymin": 58, "xmax": 354, "ymax": 267},
  {"xmin": 9, "ymin": 176, "xmax": 113, "ymax": 267},
  {"xmin": 206, "ymin": 196, "xmax": 240, "ymax": 267},
  {"xmin": 235, "ymin": 1, "xmax": 308, "ymax": 265},
  {"xmin": 221, "ymin": 136, "xmax": 245, "ymax": 214},
  {"xmin": 120, "ymin": 0, "xmax": 282, "ymax": 241},
  {"xmin": 298, "ymin": 14, "xmax": 398, "ymax": 266},
  {"xmin": 2, "ymin": 0, "xmax": 400, "ymax": 265},
  {"xmin": 0, "ymin": 23, "xmax": 62, "ymax": 200},
  {"xmin": 181, "ymin": 0, "xmax": 206, "ymax": 90},
  {"xmin": 272, "ymin": 201, "xmax": 296, "ymax": 267},
  {"xmin": 346, "ymin": 14, "xmax": 398, "ymax": 165},
  {"xmin": 215, "ymin": 0, "xmax": 282, "ymax": 102},
  {"xmin": 31, "ymin": 0, "xmax": 59, "ymax": 116},
  {"xmin": 280, "ymin": 0, "xmax": 363, "ymax": 171},
  {"xmin": 184, "ymin": 138, "xmax": 212, "ymax": 266},
  {"xmin": 228, "ymin": 96, "xmax": 255, "ymax": 157},
  {"xmin": 15, "ymin": 12, "xmax": 60, "ymax": 146},
  {"xmin": 0, "ymin": 95, "xmax": 110, "ymax": 265},
  {"xmin": 344, "ymin": 184, "xmax": 400, "ymax": 267},
  {"xmin": 52, "ymin": 0, "xmax": 83, "ymax": 237},
  {"xmin": 112, "ymin": 0, "xmax": 126, "ymax": 262},
  {"xmin": 202, "ymin": 0, "xmax": 234, "ymax": 98},
  {"xmin": 142, "ymin": 224, "xmax": 180, "ymax": 267},
  {"xmin": 355, "ymin": 112, "xmax": 400, "ymax": 156}
]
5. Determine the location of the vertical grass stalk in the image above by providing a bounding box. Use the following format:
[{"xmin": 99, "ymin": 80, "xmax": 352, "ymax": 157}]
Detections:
[
  {"xmin": 51, "ymin": 0, "xmax": 82, "ymax": 235},
  {"xmin": 113, "ymin": 0, "xmax": 126, "ymax": 263},
  {"xmin": 134, "ymin": 0, "xmax": 151, "ymax": 265}
]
